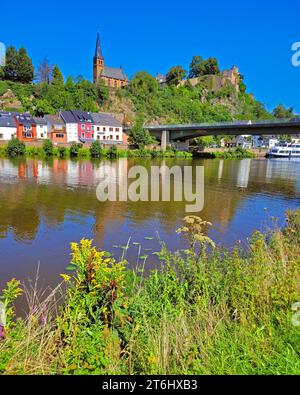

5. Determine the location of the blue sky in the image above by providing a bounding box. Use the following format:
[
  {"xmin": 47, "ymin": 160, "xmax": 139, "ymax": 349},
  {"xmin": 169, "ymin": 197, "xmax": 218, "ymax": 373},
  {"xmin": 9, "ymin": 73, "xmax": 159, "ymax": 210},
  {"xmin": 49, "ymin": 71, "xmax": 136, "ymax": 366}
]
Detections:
[{"xmin": 1, "ymin": 0, "xmax": 299, "ymax": 113}]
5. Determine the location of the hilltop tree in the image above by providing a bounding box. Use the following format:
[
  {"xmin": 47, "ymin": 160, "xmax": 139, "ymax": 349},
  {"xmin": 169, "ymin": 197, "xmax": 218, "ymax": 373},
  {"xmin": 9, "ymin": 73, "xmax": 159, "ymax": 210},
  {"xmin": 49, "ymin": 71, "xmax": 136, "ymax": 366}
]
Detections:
[
  {"xmin": 16, "ymin": 47, "xmax": 34, "ymax": 83},
  {"xmin": 3, "ymin": 46, "xmax": 19, "ymax": 81},
  {"xmin": 37, "ymin": 57, "xmax": 53, "ymax": 84},
  {"xmin": 52, "ymin": 65, "xmax": 64, "ymax": 86},
  {"xmin": 189, "ymin": 55, "xmax": 203, "ymax": 78},
  {"xmin": 166, "ymin": 66, "xmax": 187, "ymax": 86},
  {"xmin": 129, "ymin": 72, "xmax": 159, "ymax": 97},
  {"xmin": 198, "ymin": 57, "xmax": 220, "ymax": 76},
  {"xmin": 273, "ymin": 103, "xmax": 294, "ymax": 119}
]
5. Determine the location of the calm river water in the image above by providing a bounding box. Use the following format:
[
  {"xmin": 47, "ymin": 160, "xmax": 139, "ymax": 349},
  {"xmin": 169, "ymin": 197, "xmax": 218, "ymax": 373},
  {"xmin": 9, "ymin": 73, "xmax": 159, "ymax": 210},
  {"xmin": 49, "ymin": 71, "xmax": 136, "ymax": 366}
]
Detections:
[{"xmin": 0, "ymin": 157, "xmax": 300, "ymax": 293}]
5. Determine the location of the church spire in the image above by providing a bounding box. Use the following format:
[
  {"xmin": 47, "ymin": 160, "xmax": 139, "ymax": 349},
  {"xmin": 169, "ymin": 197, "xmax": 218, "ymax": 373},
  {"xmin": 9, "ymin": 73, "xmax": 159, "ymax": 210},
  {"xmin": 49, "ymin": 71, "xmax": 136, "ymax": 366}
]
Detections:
[{"xmin": 94, "ymin": 33, "xmax": 104, "ymax": 59}]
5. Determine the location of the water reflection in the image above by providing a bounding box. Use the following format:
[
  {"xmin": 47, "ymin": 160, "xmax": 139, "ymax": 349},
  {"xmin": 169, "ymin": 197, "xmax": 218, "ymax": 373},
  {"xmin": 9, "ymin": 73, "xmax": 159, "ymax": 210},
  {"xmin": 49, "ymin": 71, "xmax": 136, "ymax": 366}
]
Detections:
[{"xmin": 0, "ymin": 157, "xmax": 299, "ymax": 290}]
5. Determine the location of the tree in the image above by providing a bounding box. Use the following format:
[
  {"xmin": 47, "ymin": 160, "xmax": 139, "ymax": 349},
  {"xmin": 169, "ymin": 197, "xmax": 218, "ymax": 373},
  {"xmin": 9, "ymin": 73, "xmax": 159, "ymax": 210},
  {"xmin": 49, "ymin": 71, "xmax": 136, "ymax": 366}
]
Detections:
[
  {"xmin": 273, "ymin": 103, "xmax": 294, "ymax": 119},
  {"xmin": 189, "ymin": 55, "xmax": 203, "ymax": 78},
  {"xmin": 16, "ymin": 47, "xmax": 34, "ymax": 83},
  {"xmin": 3, "ymin": 46, "xmax": 19, "ymax": 81},
  {"xmin": 43, "ymin": 139, "xmax": 54, "ymax": 156},
  {"xmin": 37, "ymin": 57, "xmax": 53, "ymax": 84},
  {"xmin": 129, "ymin": 72, "xmax": 159, "ymax": 97},
  {"xmin": 128, "ymin": 115, "xmax": 156, "ymax": 148},
  {"xmin": 198, "ymin": 57, "xmax": 220, "ymax": 76},
  {"xmin": 6, "ymin": 138, "xmax": 26, "ymax": 157},
  {"xmin": 96, "ymin": 79, "xmax": 109, "ymax": 105},
  {"xmin": 90, "ymin": 140, "xmax": 103, "ymax": 158},
  {"xmin": 166, "ymin": 66, "xmax": 187, "ymax": 86},
  {"xmin": 52, "ymin": 65, "xmax": 64, "ymax": 86},
  {"xmin": 34, "ymin": 99, "xmax": 55, "ymax": 117}
]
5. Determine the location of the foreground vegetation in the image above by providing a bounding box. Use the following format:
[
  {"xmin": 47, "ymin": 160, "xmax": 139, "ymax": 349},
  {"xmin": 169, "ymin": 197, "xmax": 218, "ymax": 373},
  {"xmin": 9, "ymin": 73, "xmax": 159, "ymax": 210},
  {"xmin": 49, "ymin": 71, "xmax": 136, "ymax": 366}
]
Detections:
[{"xmin": 1, "ymin": 210, "xmax": 300, "ymax": 375}]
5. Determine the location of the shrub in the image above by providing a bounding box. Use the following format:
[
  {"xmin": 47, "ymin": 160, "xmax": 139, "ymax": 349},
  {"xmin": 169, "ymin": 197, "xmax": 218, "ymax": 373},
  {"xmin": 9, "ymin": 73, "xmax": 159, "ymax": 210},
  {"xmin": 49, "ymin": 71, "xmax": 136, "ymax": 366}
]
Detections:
[
  {"xmin": 6, "ymin": 138, "xmax": 26, "ymax": 157},
  {"xmin": 90, "ymin": 140, "xmax": 103, "ymax": 158},
  {"xmin": 107, "ymin": 145, "xmax": 117, "ymax": 158},
  {"xmin": 58, "ymin": 146, "xmax": 66, "ymax": 158},
  {"xmin": 69, "ymin": 143, "xmax": 80, "ymax": 157},
  {"xmin": 42, "ymin": 139, "xmax": 53, "ymax": 156}
]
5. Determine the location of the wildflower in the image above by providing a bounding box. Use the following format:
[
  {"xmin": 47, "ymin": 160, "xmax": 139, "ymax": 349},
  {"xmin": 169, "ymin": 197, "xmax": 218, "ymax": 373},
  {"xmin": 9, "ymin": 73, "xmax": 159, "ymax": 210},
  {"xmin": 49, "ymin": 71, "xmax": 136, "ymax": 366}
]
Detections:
[
  {"xmin": 60, "ymin": 274, "xmax": 71, "ymax": 282},
  {"xmin": 0, "ymin": 325, "xmax": 5, "ymax": 340}
]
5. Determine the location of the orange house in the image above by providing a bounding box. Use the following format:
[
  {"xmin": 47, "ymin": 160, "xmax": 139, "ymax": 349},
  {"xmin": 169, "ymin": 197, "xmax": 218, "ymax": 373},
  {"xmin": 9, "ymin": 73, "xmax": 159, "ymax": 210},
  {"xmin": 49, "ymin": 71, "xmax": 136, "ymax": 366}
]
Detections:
[
  {"xmin": 15, "ymin": 114, "xmax": 37, "ymax": 141},
  {"xmin": 46, "ymin": 115, "xmax": 67, "ymax": 144}
]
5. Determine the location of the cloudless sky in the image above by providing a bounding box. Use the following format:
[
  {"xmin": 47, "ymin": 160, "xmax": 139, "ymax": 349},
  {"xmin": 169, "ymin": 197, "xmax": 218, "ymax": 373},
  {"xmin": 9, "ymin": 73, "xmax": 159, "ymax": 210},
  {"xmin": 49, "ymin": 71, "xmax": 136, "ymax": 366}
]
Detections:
[{"xmin": 1, "ymin": 0, "xmax": 299, "ymax": 112}]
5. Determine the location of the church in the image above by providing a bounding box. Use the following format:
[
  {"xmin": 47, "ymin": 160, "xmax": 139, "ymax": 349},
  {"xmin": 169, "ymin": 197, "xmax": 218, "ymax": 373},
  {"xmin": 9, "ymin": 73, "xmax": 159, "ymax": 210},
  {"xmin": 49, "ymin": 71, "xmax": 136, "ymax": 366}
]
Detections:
[{"xmin": 93, "ymin": 33, "xmax": 127, "ymax": 88}]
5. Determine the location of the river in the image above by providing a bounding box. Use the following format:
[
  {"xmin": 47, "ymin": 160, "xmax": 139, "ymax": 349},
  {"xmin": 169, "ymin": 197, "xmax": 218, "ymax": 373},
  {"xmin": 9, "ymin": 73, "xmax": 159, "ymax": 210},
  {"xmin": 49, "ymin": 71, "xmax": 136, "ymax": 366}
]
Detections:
[{"xmin": 0, "ymin": 157, "xmax": 299, "ymax": 293}]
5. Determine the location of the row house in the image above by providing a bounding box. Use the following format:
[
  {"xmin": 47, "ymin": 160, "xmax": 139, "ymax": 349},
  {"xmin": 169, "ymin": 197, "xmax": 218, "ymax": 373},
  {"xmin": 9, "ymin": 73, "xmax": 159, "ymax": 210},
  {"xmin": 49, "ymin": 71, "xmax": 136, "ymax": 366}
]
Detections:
[
  {"xmin": 0, "ymin": 112, "xmax": 17, "ymax": 140},
  {"xmin": 71, "ymin": 110, "xmax": 94, "ymax": 142},
  {"xmin": 15, "ymin": 113, "xmax": 37, "ymax": 141},
  {"xmin": 33, "ymin": 117, "xmax": 48, "ymax": 139},
  {"xmin": 46, "ymin": 115, "xmax": 67, "ymax": 143},
  {"xmin": 91, "ymin": 112, "xmax": 123, "ymax": 144},
  {"xmin": 0, "ymin": 110, "xmax": 127, "ymax": 145},
  {"xmin": 60, "ymin": 111, "xmax": 79, "ymax": 143}
]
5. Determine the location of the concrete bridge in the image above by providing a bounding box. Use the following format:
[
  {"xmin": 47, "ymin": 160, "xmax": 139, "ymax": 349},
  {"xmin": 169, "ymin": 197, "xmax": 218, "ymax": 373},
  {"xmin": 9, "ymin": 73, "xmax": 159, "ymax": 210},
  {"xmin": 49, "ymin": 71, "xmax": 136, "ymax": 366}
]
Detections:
[{"xmin": 135, "ymin": 118, "xmax": 300, "ymax": 150}]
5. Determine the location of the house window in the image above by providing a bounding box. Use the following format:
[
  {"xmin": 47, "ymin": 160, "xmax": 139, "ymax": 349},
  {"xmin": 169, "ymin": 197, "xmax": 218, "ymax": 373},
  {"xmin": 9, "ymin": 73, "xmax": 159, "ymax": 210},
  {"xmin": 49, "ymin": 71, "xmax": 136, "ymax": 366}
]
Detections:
[
  {"xmin": 23, "ymin": 125, "xmax": 32, "ymax": 131},
  {"xmin": 116, "ymin": 128, "xmax": 119, "ymax": 132},
  {"xmin": 23, "ymin": 132, "xmax": 33, "ymax": 138},
  {"xmin": 110, "ymin": 135, "xmax": 113, "ymax": 140},
  {"xmin": 109, "ymin": 127, "xmax": 113, "ymax": 132},
  {"xmin": 97, "ymin": 135, "xmax": 100, "ymax": 140},
  {"xmin": 41, "ymin": 133, "xmax": 44, "ymax": 138},
  {"xmin": 56, "ymin": 133, "xmax": 64, "ymax": 138},
  {"xmin": 116, "ymin": 135, "xmax": 119, "ymax": 140},
  {"xmin": 0, "ymin": 134, "xmax": 3, "ymax": 139},
  {"xmin": 92, "ymin": 134, "xmax": 94, "ymax": 139},
  {"xmin": 82, "ymin": 124, "xmax": 85, "ymax": 129},
  {"xmin": 103, "ymin": 136, "xmax": 106, "ymax": 140},
  {"xmin": 82, "ymin": 133, "xmax": 85, "ymax": 139},
  {"xmin": 103, "ymin": 127, "xmax": 106, "ymax": 131},
  {"xmin": 97, "ymin": 127, "xmax": 100, "ymax": 132},
  {"xmin": 114, "ymin": 80, "xmax": 117, "ymax": 87}
]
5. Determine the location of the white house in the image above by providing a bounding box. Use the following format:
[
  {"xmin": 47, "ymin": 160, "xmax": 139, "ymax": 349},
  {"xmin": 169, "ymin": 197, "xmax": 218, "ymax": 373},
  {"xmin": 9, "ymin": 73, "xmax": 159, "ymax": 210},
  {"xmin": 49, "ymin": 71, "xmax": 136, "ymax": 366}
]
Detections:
[
  {"xmin": 91, "ymin": 112, "xmax": 123, "ymax": 144},
  {"xmin": 33, "ymin": 117, "xmax": 48, "ymax": 139},
  {"xmin": 60, "ymin": 111, "xmax": 79, "ymax": 143},
  {"xmin": 263, "ymin": 137, "xmax": 279, "ymax": 148},
  {"xmin": 0, "ymin": 112, "xmax": 17, "ymax": 140}
]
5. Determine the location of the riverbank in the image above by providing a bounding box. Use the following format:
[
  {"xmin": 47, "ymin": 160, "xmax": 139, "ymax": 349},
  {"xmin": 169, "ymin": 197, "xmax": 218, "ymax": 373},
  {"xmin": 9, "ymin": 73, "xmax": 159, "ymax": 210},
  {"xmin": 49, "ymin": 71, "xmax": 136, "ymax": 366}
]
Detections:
[
  {"xmin": 0, "ymin": 139, "xmax": 261, "ymax": 160},
  {"xmin": 193, "ymin": 147, "xmax": 267, "ymax": 159},
  {"xmin": 0, "ymin": 140, "xmax": 192, "ymax": 159},
  {"xmin": 1, "ymin": 209, "xmax": 300, "ymax": 375}
]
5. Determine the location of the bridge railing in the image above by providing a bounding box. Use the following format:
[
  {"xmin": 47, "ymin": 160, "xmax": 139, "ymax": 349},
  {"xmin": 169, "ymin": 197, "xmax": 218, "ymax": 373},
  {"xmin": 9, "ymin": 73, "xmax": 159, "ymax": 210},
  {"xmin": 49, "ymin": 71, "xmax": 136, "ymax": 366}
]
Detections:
[{"xmin": 144, "ymin": 118, "xmax": 300, "ymax": 130}]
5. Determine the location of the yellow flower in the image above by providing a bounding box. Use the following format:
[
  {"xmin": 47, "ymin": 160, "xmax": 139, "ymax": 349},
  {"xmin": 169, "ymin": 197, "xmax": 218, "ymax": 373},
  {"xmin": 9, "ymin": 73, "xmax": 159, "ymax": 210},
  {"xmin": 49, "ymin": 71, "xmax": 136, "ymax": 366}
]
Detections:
[{"xmin": 60, "ymin": 274, "xmax": 71, "ymax": 282}]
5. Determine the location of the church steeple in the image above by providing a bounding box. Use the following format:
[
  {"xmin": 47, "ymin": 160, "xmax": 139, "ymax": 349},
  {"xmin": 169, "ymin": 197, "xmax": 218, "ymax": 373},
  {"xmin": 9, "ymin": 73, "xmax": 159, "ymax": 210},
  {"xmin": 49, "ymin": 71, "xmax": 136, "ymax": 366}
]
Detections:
[
  {"xmin": 94, "ymin": 33, "xmax": 104, "ymax": 60},
  {"xmin": 93, "ymin": 33, "xmax": 104, "ymax": 84}
]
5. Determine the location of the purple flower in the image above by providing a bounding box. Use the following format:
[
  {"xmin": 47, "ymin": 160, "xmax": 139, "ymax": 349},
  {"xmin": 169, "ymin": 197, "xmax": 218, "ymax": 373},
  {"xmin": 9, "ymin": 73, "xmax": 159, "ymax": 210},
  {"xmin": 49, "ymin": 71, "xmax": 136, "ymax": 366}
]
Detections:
[{"xmin": 0, "ymin": 325, "xmax": 5, "ymax": 340}]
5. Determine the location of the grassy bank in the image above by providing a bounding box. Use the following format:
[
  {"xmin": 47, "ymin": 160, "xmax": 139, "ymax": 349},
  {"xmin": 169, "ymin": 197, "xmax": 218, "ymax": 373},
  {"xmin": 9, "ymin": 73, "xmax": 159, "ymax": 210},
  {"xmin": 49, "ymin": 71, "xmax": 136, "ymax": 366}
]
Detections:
[
  {"xmin": 193, "ymin": 147, "xmax": 256, "ymax": 159},
  {"xmin": 1, "ymin": 210, "xmax": 300, "ymax": 374},
  {"xmin": 0, "ymin": 140, "xmax": 192, "ymax": 160}
]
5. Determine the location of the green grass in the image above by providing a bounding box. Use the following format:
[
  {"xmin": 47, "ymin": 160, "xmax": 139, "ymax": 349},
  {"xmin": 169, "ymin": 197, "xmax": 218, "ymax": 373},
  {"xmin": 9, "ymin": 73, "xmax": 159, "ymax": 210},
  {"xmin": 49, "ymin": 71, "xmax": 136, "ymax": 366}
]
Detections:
[
  {"xmin": 0, "ymin": 141, "xmax": 193, "ymax": 160},
  {"xmin": 1, "ymin": 210, "xmax": 300, "ymax": 375}
]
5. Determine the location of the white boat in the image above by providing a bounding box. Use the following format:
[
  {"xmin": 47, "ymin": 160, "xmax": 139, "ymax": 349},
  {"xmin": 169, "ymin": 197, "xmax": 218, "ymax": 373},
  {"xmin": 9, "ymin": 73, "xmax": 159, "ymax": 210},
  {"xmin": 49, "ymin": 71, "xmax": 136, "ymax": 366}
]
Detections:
[{"xmin": 267, "ymin": 142, "xmax": 300, "ymax": 158}]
